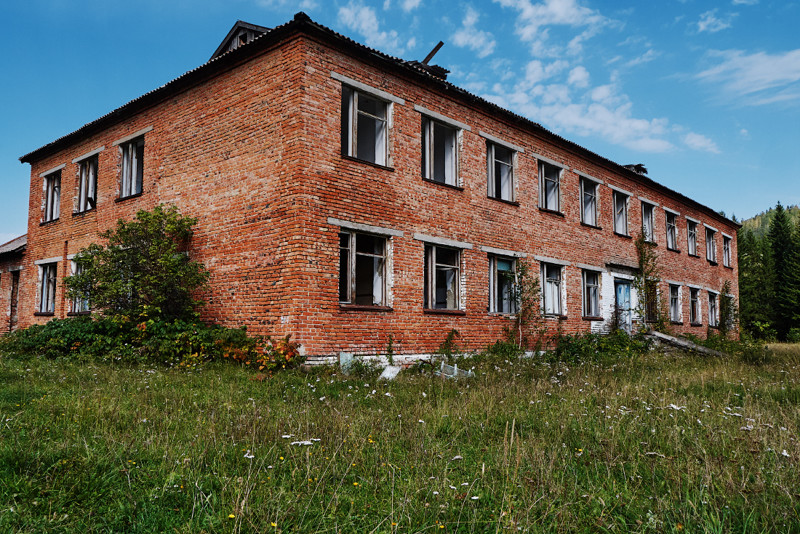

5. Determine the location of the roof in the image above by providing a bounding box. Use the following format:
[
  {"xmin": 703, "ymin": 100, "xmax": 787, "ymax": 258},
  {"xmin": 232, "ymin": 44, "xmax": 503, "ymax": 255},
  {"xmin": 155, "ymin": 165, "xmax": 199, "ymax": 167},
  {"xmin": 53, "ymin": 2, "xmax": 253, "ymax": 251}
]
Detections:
[
  {"xmin": 0, "ymin": 234, "xmax": 27, "ymax": 257},
  {"xmin": 19, "ymin": 12, "xmax": 739, "ymax": 229},
  {"xmin": 209, "ymin": 20, "xmax": 271, "ymax": 61}
]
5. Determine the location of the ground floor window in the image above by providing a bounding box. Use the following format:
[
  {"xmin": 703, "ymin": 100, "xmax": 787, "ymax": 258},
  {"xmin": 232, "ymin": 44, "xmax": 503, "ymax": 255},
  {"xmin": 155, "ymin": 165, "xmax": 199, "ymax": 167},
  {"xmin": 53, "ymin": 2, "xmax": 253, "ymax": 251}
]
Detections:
[
  {"xmin": 690, "ymin": 288, "xmax": 701, "ymax": 324},
  {"xmin": 644, "ymin": 279, "xmax": 659, "ymax": 322},
  {"xmin": 669, "ymin": 284, "xmax": 681, "ymax": 322},
  {"xmin": 541, "ymin": 262, "xmax": 563, "ymax": 316},
  {"xmin": 339, "ymin": 232, "xmax": 387, "ymax": 306},
  {"xmin": 424, "ymin": 245, "xmax": 460, "ymax": 310},
  {"xmin": 489, "ymin": 256, "xmax": 516, "ymax": 313},
  {"xmin": 582, "ymin": 270, "xmax": 600, "ymax": 317},
  {"xmin": 38, "ymin": 262, "xmax": 58, "ymax": 314},
  {"xmin": 708, "ymin": 292, "xmax": 718, "ymax": 327}
]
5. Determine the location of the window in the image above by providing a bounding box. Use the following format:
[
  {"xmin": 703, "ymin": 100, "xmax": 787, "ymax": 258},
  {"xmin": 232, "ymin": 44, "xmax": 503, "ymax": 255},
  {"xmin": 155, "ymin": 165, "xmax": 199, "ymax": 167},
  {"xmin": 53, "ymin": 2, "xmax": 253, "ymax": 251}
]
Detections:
[
  {"xmin": 641, "ymin": 202, "xmax": 655, "ymax": 242},
  {"xmin": 422, "ymin": 118, "xmax": 458, "ymax": 186},
  {"xmin": 723, "ymin": 236, "xmax": 732, "ymax": 267},
  {"xmin": 42, "ymin": 171, "xmax": 61, "ymax": 222},
  {"xmin": 687, "ymin": 220, "xmax": 698, "ymax": 256},
  {"xmin": 580, "ymin": 178, "xmax": 598, "ymax": 226},
  {"xmin": 708, "ymin": 292, "xmax": 718, "ymax": 327},
  {"xmin": 582, "ymin": 270, "xmax": 600, "ymax": 317},
  {"xmin": 338, "ymin": 232, "xmax": 387, "ymax": 306},
  {"xmin": 706, "ymin": 228, "xmax": 717, "ymax": 263},
  {"xmin": 424, "ymin": 245, "xmax": 460, "ymax": 310},
  {"xmin": 613, "ymin": 192, "xmax": 628, "ymax": 235},
  {"xmin": 120, "ymin": 137, "xmax": 144, "ymax": 198},
  {"xmin": 487, "ymin": 143, "xmax": 514, "ymax": 201},
  {"xmin": 76, "ymin": 155, "xmax": 98, "ymax": 213},
  {"xmin": 539, "ymin": 161, "xmax": 561, "ymax": 211},
  {"xmin": 541, "ymin": 263, "xmax": 563, "ymax": 316},
  {"xmin": 489, "ymin": 256, "xmax": 516, "ymax": 314},
  {"xmin": 669, "ymin": 284, "xmax": 681, "ymax": 323},
  {"xmin": 38, "ymin": 262, "xmax": 58, "ymax": 314},
  {"xmin": 70, "ymin": 261, "xmax": 89, "ymax": 313},
  {"xmin": 666, "ymin": 212, "xmax": 677, "ymax": 250},
  {"xmin": 690, "ymin": 288, "xmax": 701, "ymax": 324},
  {"xmin": 644, "ymin": 279, "xmax": 658, "ymax": 322},
  {"xmin": 342, "ymin": 86, "xmax": 389, "ymax": 166}
]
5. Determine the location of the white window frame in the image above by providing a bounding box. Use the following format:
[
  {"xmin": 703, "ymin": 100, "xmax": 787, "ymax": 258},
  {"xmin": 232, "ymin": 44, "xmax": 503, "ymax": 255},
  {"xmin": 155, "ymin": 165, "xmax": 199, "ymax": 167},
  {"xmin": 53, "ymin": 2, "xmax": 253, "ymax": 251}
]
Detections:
[
  {"xmin": 487, "ymin": 143, "xmax": 515, "ymax": 201},
  {"xmin": 706, "ymin": 228, "xmax": 717, "ymax": 263},
  {"xmin": 119, "ymin": 136, "xmax": 144, "ymax": 199},
  {"xmin": 338, "ymin": 231, "xmax": 389, "ymax": 307},
  {"xmin": 42, "ymin": 170, "xmax": 61, "ymax": 222},
  {"xmin": 342, "ymin": 86, "xmax": 391, "ymax": 167},
  {"xmin": 489, "ymin": 255, "xmax": 517, "ymax": 314},
  {"xmin": 687, "ymin": 220, "xmax": 698, "ymax": 256},
  {"xmin": 424, "ymin": 244, "xmax": 462, "ymax": 310},
  {"xmin": 421, "ymin": 115, "xmax": 462, "ymax": 187},
  {"xmin": 689, "ymin": 287, "xmax": 701, "ymax": 325},
  {"xmin": 76, "ymin": 155, "xmax": 98, "ymax": 213},
  {"xmin": 613, "ymin": 191, "xmax": 629, "ymax": 235},
  {"xmin": 669, "ymin": 284, "xmax": 681, "ymax": 323},
  {"xmin": 582, "ymin": 269, "xmax": 600, "ymax": 318},
  {"xmin": 641, "ymin": 202, "xmax": 655, "ymax": 242},
  {"xmin": 38, "ymin": 262, "xmax": 58, "ymax": 314},
  {"xmin": 723, "ymin": 235, "xmax": 732, "ymax": 267},
  {"xmin": 708, "ymin": 291, "xmax": 718, "ymax": 327},
  {"xmin": 70, "ymin": 260, "xmax": 90, "ymax": 314},
  {"xmin": 541, "ymin": 262, "xmax": 564, "ymax": 316},
  {"xmin": 539, "ymin": 161, "xmax": 562, "ymax": 212},
  {"xmin": 580, "ymin": 178, "xmax": 599, "ymax": 226},
  {"xmin": 665, "ymin": 211, "xmax": 677, "ymax": 250}
]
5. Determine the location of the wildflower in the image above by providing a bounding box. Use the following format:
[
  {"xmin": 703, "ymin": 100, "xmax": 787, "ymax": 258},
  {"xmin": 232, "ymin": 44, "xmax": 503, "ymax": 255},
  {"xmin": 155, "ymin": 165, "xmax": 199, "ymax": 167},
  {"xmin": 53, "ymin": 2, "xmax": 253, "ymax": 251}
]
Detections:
[
  {"xmin": 228, "ymin": 514, "xmax": 235, "ymax": 519},
  {"xmin": 271, "ymin": 522, "xmax": 277, "ymax": 527},
  {"xmin": 353, "ymin": 482, "xmax": 359, "ymax": 486},
  {"xmin": 244, "ymin": 450, "xmax": 254, "ymax": 459}
]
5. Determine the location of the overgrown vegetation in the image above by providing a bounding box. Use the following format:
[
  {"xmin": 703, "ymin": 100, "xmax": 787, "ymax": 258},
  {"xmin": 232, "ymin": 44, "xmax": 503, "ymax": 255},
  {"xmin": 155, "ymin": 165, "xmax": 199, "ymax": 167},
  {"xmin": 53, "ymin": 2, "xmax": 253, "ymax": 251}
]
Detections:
[
  {"xmin": 633, "ymin": 231, "xmax": 669, "ymax": 333},
  {"xmin": 2, "ymin": 341, "xmax": 799, "ymax": 532}
]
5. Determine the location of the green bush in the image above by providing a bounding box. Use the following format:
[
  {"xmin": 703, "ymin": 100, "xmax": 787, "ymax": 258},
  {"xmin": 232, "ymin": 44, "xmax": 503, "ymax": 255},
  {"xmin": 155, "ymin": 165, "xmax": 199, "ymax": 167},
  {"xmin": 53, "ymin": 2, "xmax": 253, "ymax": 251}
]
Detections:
[
  {"xmin": 787, "ymin": 328, "xmax": 800, "ymax": 344},
  {"xmin": 551, "ymin": 329, "xmax": 651, "ymax": 364}
]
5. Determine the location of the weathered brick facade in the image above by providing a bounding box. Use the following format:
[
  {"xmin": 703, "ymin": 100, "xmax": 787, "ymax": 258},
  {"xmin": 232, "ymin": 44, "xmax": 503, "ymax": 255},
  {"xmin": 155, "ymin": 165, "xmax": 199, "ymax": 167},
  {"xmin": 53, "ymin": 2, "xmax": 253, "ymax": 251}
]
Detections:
[
  {"xmin": 18, "ymin": 13, "xmax": 739, "ymax": 360},
  {"xmin": 0, "ymin": 235, "xmax": 25, "ymax": 334}
]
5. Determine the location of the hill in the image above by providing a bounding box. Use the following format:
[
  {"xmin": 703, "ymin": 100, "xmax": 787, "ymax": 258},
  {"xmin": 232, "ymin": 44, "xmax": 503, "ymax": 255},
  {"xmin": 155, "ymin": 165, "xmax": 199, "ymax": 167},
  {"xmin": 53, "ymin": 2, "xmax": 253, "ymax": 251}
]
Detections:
[{"xmin": 740, "ymin": 204, "xmax": 800, "ymax": 237}]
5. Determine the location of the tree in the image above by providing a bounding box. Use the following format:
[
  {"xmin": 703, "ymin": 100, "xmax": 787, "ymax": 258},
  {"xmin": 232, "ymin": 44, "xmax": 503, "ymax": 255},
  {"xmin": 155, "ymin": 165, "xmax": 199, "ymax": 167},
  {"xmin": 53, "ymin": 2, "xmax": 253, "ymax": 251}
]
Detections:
[
  {"xmin": 65, "ymin": 205, "xmax": 209, "ymax": 322},
  {"xmin": 766, "ymin": 203, "xmax": 800, "ymax": 340},
  {"xmin": 738, "ymin": 227, "xmax": 774, "ymax": 337}
]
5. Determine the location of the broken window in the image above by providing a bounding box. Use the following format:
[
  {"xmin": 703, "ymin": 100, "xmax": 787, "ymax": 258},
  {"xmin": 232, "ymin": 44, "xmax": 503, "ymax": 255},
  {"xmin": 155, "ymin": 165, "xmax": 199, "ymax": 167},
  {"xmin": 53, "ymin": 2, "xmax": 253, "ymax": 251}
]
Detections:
[
  {"xmin": 42, "ymin": 170, "xmax": 61, "ymax": 222},
  {"xmin": 339, "ymin": 231, "xmax": 387, "ymax": 306},
  {"xmin": 422, "ymin": 118, "xmax": 457, "ymax": 186},
  {"xmin": 580, "ymin": 178, "xmax": 598, "ymax": 226},
  {"xmin": 489, "ymin": 256, "xmax": 516, "ymax": 314},
  {"xmin": 541, "ymin": 262, "xmax": 563, "ymax": 316},
  {"xmin": 708, "ymin": 292, "xmax": 718, "ymax": 327},
  {"xmin": 582, "ymin": 270, "xmax": 600, "ymax": 317},
  {"xmin": 539, "ymin": 161, "xmax": 561, "ymax": 212},
  {"xmin": 723, "ymin": 235, "xmax": 732, "ymax": 267},
  {"xmin": 70, "ymin": 261, "xmax": 89, "ymax": 313},
  {"xmin": 706, "ymin": 228, "xmax": 717, "ymax": 263},
  {"xmin": 666, "ymin": 212, "xmax": 677, "ymax": 250},
  {"xmin": 690, "ymin": 287, "xmax": 701, "ymax": 324},
  {"xmin": 644, "ymin": 279, "xmax": 658, "ymax": 322},
  {"xmin": 687, "ymin": 220, "xmax": 698, "ymax": 256},
  {"xmin": 120, "ymin": 136, "xmax": 144, "ymax": 198},
  {"xmin": 38, "ymin": 262, "xmax": 58, "ymax": 314},
  {"xmin": 424, "ymin": 245, "xmax": 460, "ymax": 310},
  {"xmin": 487, "ymin": 143, "xmax": 514, "ymax": 201},
  {"xmin": 641, "ymin": 202, "xmax": 655, "ymax": 242},
  {"xmin": 613, "ymin": 191, "xmax": 628, "ymax": 235},
  {"xmin": 76, "ymin": 155, "xmax": 98, "ymax": 213},
  {"xmin": 342, "ymin": 86, "xmax": 389, "ymax": 166},
  {"xmin": 669, "ymin": 284, "xmax": 680, "ymax": 322}
]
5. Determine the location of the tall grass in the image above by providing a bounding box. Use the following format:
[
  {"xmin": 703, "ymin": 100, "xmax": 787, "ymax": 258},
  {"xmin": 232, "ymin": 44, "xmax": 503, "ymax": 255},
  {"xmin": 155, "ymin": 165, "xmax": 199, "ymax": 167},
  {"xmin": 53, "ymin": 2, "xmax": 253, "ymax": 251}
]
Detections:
[{"xmin": 1, "ymin": 347, "xmax": 799, "ymax": 532}]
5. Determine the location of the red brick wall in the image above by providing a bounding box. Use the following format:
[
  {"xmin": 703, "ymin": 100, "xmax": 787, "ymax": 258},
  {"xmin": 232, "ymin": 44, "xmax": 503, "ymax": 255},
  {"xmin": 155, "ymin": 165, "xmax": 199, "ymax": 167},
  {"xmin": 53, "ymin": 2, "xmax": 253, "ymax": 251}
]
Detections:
[
  {"xmin": 20, "ymin": 31, "xmax": 739, "ymax": 358},
  {"xmin": 0, "ymin": 253, "xmax": 24, "ymax": 334}
]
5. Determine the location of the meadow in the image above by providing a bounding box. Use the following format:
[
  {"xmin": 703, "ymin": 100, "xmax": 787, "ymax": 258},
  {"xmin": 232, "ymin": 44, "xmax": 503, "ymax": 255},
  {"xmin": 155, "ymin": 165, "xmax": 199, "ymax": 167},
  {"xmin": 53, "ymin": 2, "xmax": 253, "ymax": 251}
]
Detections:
[{"xmin": 1, "ymin": 343, "xmax": 799, "ymax": 533}]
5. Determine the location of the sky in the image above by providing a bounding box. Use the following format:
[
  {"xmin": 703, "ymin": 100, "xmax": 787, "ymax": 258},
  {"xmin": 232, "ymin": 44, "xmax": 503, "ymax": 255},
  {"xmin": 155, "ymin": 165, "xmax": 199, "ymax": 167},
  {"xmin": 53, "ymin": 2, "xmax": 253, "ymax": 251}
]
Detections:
[{"xmin": 1, "ymin": 0, "xmax": 799, "ymax": 245}]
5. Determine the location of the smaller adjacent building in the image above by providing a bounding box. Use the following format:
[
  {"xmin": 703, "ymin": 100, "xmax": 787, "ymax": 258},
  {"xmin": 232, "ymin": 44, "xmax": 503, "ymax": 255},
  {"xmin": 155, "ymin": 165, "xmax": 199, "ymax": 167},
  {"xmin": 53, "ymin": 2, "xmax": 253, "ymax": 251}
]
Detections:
[{"xmin": 0, "ymin": 234, "xmax": 26, "ymax": 334}]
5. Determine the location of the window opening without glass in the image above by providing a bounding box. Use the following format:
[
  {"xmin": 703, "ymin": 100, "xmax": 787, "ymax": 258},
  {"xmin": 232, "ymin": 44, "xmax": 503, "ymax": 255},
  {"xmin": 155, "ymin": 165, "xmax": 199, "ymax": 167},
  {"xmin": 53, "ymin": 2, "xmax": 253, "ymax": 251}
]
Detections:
[
  {"xmin": 422, "ymin": 118, "xmax": 457, "ymax": 186},
  {"xmin": 339, "ymin": 232, "xmax": 387, "ymax": 306},
  {"xmin": 539, "ymin": 161, "xmax": 561, "ymax": 212},
  {"xmin": 424, "ymin": 245, "xmax": 460, "ymax": 309},
  {"xmin": 487, "ymin": 143, "xmax": 514, "ymax": 201},
  {"xmin": 120, "ymin": 137, "xmax": 144, "ymax": 198},
  {"xmin": 342, "ymin": 86, "xmax": 389, "ymax": 166},
  {"xmin": 580, "ymin": 178, "xmax": 598, "ymax": 226}
]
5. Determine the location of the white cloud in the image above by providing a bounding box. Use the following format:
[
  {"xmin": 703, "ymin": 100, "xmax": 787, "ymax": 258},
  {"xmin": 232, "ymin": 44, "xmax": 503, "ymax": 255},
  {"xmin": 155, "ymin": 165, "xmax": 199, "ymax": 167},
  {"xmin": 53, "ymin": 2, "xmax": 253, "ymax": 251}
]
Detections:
[
  {"xmin": 451, "ymin": 7, "xmax": 496, "ymax": 58},
  {"xmin": 697, "ymin": 10, "xmax": 735, "ymax": 33},
  {"xmin": 683, "ymin": 132, "xmax": 720, "ymax": 153},
  {"xmin": 732, "ymin": 0, "xmax": 758, "ymax": 5},
  {"xmin": 697, "ymin": 49, "xmax": 800, "ymax": 105},
  {"xmin": 257, "ymin": 0, "xmax": 318, "ymax": 9},
  {"xmin": 401, "ymin": 0, "xmax": 422, "ymax": 11},
  {"xmin": 567, "ymin": 66, "xmax": 590, "ymax": 87},
  {"xmin": 338, "ymin": 1, "xmax": 404, "ymax": 54},
  {"xmin": 625, "ymin": 49, "xmax": 659, "ymax": 68}
]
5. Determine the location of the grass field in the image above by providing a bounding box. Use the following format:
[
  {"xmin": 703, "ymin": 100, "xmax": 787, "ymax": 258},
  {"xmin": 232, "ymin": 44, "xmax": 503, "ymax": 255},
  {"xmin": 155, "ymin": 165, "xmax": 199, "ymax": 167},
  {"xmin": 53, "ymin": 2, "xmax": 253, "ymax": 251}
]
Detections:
[{"xmin": 1, "ymin": 345, "xmax": 799, "ymax": 533}]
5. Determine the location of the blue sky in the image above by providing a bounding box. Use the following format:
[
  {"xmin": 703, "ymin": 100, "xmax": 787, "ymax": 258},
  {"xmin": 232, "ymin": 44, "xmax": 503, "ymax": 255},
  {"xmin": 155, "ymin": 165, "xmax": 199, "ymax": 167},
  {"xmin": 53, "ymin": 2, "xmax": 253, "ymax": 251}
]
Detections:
[{"xmin": 1, "ymin": 0, "xmax": 799, "ymax": 244}]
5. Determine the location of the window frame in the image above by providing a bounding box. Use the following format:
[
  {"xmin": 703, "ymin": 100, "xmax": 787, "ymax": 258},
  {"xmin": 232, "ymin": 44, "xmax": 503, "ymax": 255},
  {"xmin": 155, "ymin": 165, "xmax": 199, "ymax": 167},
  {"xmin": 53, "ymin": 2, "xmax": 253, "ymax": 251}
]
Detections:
[
  {"xmin": 541, "ymin": 262, "xmax": 564, "ymax": 316},
  {"xmin": 38, "ymin": 262, "xmax": 58, "ymax": 314},
  {"xmin": 708, "ymin": 291, "xmax": 718, "ymax": 327},
  {"xmin": 687, "ymin": 220, "xmax": 698, "ymax": 256},
  {"xmin": 669, "ymin": 284, "xmax": 681, "ymax": 323},
  {"xmin": 706, "ymin": 228, "xmax": 717, "ymax": 263},
  {"xmin": 538, "ymin": 161, "xmax": 562, "ymax": 212},
  {"xmin": 70, "ymin": 260, "xmax": 90, "ymax": 314},
  {"xmin": 119, "ymin": 136, "xmax": 144, "ymax": 199},
  {"xmin": 487, "ymin": 142, "xmax": 515, "ymax": 202},
  {"xmin": 723, "ymin": 235, "xmax": 732, "ymax": 267},
  {"xmin": 641, "ymin": 201, "xmax": 655, "ymax": 242},
  {"xmin": 689, "ymin": 287, "xmax": 701, "ymax": 325},
  {"xmin": 421, "ymin": 117, "xmax": 459, "ymax": 187},
  {"xmin": 489, "ymin": 255, "xmax": 517, "ymax": 314},
  {"xmin": 42, "ymin": 170, "xmax": 61, "ymax": 223},
  {"xmin": 613, "ymin": 191, "xmax": 629, "ymax": 236},
  {"xmin": 580, "ymin": 178, "xmax": 599, "ymax": 226},
  {"xmin": 76, "ymin": 155, "xmax": 98, "ymax": 214},
  {"xmin": 342, "ymin": 86, "xmax": 391, "ymax": 167},
  {"xmin": 644, "ymin": 279, "xmax": 659, "ymax": 323},
  {"xmin": 424, "ymin": 244, "xmax": 461, "ymax": 311},
  {"xmin": 338, "ymin": 230, "xmax": 389, "ymax": 307},
  {"xmin": 665, "ymin": 211, "xmax": 678, "ymax": 251},
  {"xmin": 582, "ymin": 269, "xmax": 601, "ymax": 318}
]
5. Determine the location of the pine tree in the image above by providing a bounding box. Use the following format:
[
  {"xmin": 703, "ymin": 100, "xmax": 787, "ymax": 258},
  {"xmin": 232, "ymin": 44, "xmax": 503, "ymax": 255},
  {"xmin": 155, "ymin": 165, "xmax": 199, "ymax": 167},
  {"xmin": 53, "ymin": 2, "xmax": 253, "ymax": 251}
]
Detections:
[{"xmin": 767, "ymin": 203, "xmax": 800, "ymax": 340}]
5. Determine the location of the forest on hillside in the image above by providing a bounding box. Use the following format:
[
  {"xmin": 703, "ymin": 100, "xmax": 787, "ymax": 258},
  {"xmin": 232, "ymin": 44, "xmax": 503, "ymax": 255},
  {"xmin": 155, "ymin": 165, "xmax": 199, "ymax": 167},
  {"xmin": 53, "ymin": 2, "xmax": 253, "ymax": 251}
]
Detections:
[{"xmin": 738, "ymin": 203, "xmax": 800, "ymax": 341}]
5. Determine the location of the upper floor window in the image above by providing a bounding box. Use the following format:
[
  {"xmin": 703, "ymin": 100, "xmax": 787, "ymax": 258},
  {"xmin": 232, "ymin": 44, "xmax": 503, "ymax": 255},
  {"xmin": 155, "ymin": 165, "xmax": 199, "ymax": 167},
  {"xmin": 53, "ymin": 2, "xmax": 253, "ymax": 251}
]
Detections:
[
  {"xmin": 76, "ymin": 155, "xmax": 98, "ymax": 213},
  {"xmin": 489, "ymin": 255, "xmax": 516, "ymax": 314},
  {"xmin": 42, "ymin": 170, "xmax": 61, "ymax": 223},
  {"xmin": 342, "ymin": 86, "xmax": 389, "ymax": 166},
  {"xmin": 613, "ymin": 191, "xmax": 628, "ymax": 235},
  {"xmin": 641, "ymin": 202, "xmax": 655, "ymax": 242},
  {"xmin": 424, "ymin": 245, "xmax": 460, "ymax": 310},
  {"xmin": 541, "ymin": 262, "xmax": 563, "ymax": 316},
  {"xmin": 38, "ymin": 262, "xmax": 58, "ymax": 314},
  {"xmin": 706, "ymin": 228, "xmax": 717, "ymax": 263},
  {"xmin": 487, "ymin": 143, "xmax": 514, "ymax": 201},
  {"xmin": 687, "ymin": 220, "xmax": 698, "ymax": 256},
  {"xmin": 120, "ymin": 137, "xmax": 144, "ymax": 199},
  {"xmin": 665, "ymin": 211, "xmax": 678, "ymax": 251},
  {"xmin": 582, "ymin": 269, "xmax": 600, "ymax": 318},
  {"xmin": 339, "ymin": 231, "xmax": 388, "ymax": 306},
  {"xmin": 669, "ymin": 284, "xmax": 681, "ymax": 322},
  {"xmin": 422, "ymin": 118, "xmax": 458, "ymax": 186},
  {"xmin": 539, "ymin": 161, "xmax": 561, "ymax": 212},
  {"xmin": 723, "ymin": 235, "xmax": 732, "ymax": 267},
  {"xmin": 580, "ymin": 178, "xmax": 598, "ymax": 226}
]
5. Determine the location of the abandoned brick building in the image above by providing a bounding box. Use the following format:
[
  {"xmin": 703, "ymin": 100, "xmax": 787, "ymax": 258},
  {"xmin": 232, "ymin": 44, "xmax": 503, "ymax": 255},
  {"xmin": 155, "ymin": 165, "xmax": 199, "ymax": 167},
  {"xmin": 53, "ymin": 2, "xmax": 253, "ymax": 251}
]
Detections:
[{"xmin": 17, "ymin": 13, "xmax": 739, "ymax": 361}]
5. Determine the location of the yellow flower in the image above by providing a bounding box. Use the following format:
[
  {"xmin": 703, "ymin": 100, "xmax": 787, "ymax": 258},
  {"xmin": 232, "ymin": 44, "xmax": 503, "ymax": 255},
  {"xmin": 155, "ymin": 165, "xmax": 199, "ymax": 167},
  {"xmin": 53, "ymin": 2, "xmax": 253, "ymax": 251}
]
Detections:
[
  {"xmin": 271, "ymin": 522, "xmax": 277, "ymax": 527},
  {"xmin": 353, "ymin": 482, "xmax": 359, "ymax": 486},
  {"xmin": 228, "ymin": 514, "xmax": 235, "ymax": 519}
]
